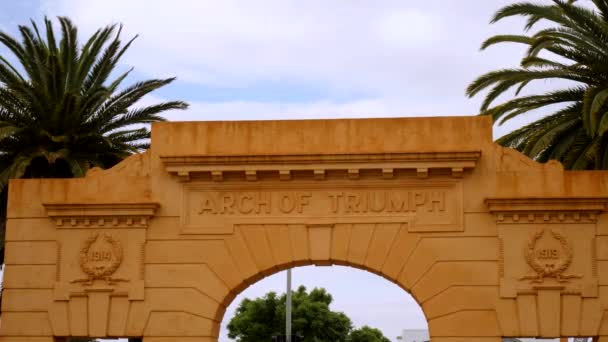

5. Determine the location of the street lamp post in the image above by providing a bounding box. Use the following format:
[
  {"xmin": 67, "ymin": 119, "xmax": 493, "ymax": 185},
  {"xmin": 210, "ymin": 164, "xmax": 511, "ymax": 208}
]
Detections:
[{"xmin": 286, "ymin": 269, "xmax": 292, "ymax": 342}]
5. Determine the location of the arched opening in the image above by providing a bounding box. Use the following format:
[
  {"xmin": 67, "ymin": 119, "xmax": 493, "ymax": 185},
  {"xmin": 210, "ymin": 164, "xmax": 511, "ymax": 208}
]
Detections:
[
  {"xmin": 204, "ymin": 222, "xmax": 500, "ymax": 341},
  {"xmin": 219, "ymin": 264, "xmax": 428, "ymax": 341}
]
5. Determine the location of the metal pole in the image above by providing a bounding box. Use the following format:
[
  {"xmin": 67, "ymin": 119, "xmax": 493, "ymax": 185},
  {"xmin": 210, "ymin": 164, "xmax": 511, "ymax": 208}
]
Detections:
[{"xmin": 286, "ymin": 268, "xmax": 292, "ymax": 342}]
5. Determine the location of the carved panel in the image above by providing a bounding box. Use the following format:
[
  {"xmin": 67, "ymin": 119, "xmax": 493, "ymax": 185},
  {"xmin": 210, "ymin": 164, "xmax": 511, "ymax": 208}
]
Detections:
[
  {"xmin": 71, "ymin": 233, "xmax": 128, "ymax": 286},
  {"xmin": 486, "ymin": 197, "xmax": 605, "ymax": 299},
  {"xmin": 499, "ymin": 225, "xmax": 597, "ymax": 298},
  {"xmin": 45, "ymin": 203, "xmax": 158, "ymax": 302},
  {"xmin": 53, "ymin": 229, "xmax": 145, "ymax": 301},
  {"xmin": 181, "ymin": 181, "xmax": 464, "ymax": 235},
  {"xmin": 519, "ymin": 228, "xmax": 581, "ymax": 283}
]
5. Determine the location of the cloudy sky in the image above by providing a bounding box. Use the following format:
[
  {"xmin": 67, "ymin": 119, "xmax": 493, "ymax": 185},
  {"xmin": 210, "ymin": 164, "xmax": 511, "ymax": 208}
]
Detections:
[{"xmin": 0, "ymin": 0, "xmax": 559, "ymax": 341}]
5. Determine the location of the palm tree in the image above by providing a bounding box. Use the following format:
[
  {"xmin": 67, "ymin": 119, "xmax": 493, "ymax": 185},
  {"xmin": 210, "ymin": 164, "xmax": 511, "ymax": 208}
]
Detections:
[
  {"xmin": 467, "ymin": 0, "xmax": 608, "ymax": 169},
  {"xmin": 0, "ymin": 17, "xmax": 188, "ymax": 261}
]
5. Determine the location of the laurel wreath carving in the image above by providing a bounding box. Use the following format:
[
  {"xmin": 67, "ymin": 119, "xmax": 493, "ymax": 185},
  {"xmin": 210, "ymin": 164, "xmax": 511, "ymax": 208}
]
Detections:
[
  {"xmin": 71, "ymin": 233, "xmax": 129, "ymax": 286},
  {"xmin": 519, "ymin": 229, "xmax": 582, "ymax": 283}
]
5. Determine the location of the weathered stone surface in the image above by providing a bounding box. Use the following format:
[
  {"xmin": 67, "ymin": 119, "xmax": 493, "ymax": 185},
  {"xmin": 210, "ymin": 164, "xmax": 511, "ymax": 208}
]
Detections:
[{"xmin": 2, "ymin": 116, "xmax": 608, "ymax": 340}]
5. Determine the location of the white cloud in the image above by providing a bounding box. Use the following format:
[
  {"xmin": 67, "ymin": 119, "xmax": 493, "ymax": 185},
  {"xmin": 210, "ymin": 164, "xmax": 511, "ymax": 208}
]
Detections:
[
  {"xmin": 41, "ymin": 0, "xmax": 523, "ymax": 97},
  {"xmin": 39, "ymin": 0, "xmax": 551, "ymax": 139},
  {"xmin": 375, "ymin": 9, "xmax": 441, "ymax": 48}
]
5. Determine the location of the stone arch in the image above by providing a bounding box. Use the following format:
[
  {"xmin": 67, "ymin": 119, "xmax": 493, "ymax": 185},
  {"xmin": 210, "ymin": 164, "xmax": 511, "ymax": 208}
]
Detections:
[
  {"xmin": 1, "ymin": 117, "xmax": 608, "ymax": 342},
  {"xmin": 200, "ymin": 222, "xmax": 500, "ymax": 341}
]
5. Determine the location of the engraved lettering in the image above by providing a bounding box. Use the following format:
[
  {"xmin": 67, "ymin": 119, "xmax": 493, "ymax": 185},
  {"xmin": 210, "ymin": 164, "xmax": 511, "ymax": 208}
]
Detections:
[
  {"xmin": 413, "ymin": 191, "xmax": 426, "ymax": 212},
  {"xmin": 187, "ymin": 186, "xmax": 462, "ymax": 233},
  {"xmin": 328, "ymin": 192, "xmax": 343, "ymax": 213},
  {"xmin": 239, "ymin": 194, "xmax": 254, "ymax": 214},
  {"xmin": 368, "ymin": 192, "xmax": 386, "ymax": 212},
  {"xmin": 199, "ymin": 196, "xmax": 217, "ymax": 214},
  {"xmin": 71, "ymin": 234, "xmax": 128, "ymax": 286},
  {"xmin": 388, "ymin": 192, "xmax": 407, "ymax": 212},
  {"xmin": 428, "ymin": 191, "xmax": 445, "ymax": 212},
  {"xmin": 221, "ymin": 194, "xmax": 235, "ymax": 214},
  {"xmin": 358, "ymin": 192, "xmax": 368, "ymax": 213},
  {"xmin": 537, "ymin": 249, "xmax": 559, "ymax": 259},
  {"xmin": 297, "ymin": 192, "xmax": 312, "ymax": 213},
  {"xmin": 193, "ymin": 189, "xmax": 456, "ymax": 219},
  {"xmin": 255, "ymin": 192, "xmax": 271, "ymax": 214},
  {"xmin": 186, "ymin": 184, "xmax": 463, "ymax": 235},
  {"xmin": 346, "ymin": 194, "xmax": 360, "ymax": 213},
  {"xmin": 90, "ymin": 250, "xmax": 112, "ymax": 261},
  {"xmin": 520, "ymin": 229, "xmax": 582, "ymax": 283},
  {"xmin": 279, "ymin": 193, "xmax": 296, "ymax": 213}
]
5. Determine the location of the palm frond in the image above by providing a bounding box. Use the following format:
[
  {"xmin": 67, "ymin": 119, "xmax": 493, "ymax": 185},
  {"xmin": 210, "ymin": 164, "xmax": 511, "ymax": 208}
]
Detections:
[{"xmin": 469, "ymin": 0, "xmax": 608, "ymax": 170}]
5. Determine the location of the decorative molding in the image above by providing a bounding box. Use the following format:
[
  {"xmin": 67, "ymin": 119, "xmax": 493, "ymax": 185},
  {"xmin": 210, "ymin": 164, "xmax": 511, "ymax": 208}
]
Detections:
[
  {"xmin": 520, "ymin": 229, "xmax": 581, "ymax": 283},
  {"xmin": 486, "ymin": 197, "xmax": 608, "ymax": 212},
  {"xmin": 382, "ymin": 168, "xmax": 394, "ymax": 179},
  {"xmin": 140, "ymin": 242, "xmax": 146, "ymax": 280},
  {"xmin": 498, "ymin": 238, "xmax": 505, "ymax": 277},
  {"xmin": 56, "ymin": 242, "xmax": 62, "ymax": 281},
  {"xmin": 592, "ymin": 238, "xmax": 598, "ymax": 277},
  {"xmin": 43, "ymin": 202, "xmax": 159, "ymax": 228},
  {"xmin": 160, "ymin": 151, "xmax": 481, "ymax": 182},
  {"xmin": 71, "ymin": 234, "xmax": 128, "ymax": 286},
  {"xmin": 521, "ymin": 285, "xmax": 566, "ymax": 294},
  {"xmin": 495, "ymin": 212, "xmax": 597, "ymax": 224},
  {"xmin": 560, "ymin": 289, "xmax": 583, "ymax": 296},
  {"xmin": 486, "ymin": 197, "xmax": 608, "ymax": 224}
]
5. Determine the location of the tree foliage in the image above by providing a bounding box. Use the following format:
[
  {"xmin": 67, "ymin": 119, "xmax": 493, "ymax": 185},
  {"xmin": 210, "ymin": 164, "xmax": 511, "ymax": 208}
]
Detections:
[
  {"xmin": 467, "ymin": 0, "xmax": 608, "ymax": 169},
  {"xmin": 0, "ymin": 17, "xmax": 187, "ymax": 262},
  {"xmin": 227, "ymin": 285, "xmax": 390, "ymax": 342},
  {"xmin": 349, "ymin": 326, "xmax": 391, "ymax": 342},
  {"xmin": 0, "ymin": 16, "xmax": 187, "ymax": 186}
]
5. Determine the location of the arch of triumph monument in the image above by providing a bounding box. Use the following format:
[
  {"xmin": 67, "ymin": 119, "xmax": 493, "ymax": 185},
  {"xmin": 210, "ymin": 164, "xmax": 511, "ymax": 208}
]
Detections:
[{"xmin": 2, "ymin": 116, "xmax": 608, "ymax": 342}]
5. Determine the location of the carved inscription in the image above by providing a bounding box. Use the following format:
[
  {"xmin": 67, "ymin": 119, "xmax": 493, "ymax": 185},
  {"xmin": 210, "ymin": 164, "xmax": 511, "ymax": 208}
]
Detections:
[
  {"xmin": 520, "ymin": 229, "xmax": 582, "ymax": 283},
  {"xmin": 197, "ymin": 190, "xmax": 445, "ymax": 215},
  {"xmin": 183, "ymin": 183, "xmax": 463, "ymax": 233},
  {"xmin": 71, "ymin": 234, "xmax": 129, "ymax": 286},
  {"xmin": 537, "ymin": 249, "xmax": 559, "ymax": 260}
]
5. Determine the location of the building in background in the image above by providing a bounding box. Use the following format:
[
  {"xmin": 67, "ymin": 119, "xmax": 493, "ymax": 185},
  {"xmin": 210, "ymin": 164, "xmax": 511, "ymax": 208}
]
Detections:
[
  {"xmin": 398, "ymin": 329, "xmax": 429, "ymax": 342},
  {"xmin": 397, "ymin": 332, "xmax": 591, "ymax": 342}
]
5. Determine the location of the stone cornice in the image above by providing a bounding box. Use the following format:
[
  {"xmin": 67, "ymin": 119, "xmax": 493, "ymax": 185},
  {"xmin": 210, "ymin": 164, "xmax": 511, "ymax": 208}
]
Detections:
[
  {"xmin": 43, "ymin": 202, "xmax": 159, "ymax": 228},
  {"xmin": 486, "ymin": 197, "xmax": 608, "ymax": 224},
  {"xmin": 160, "ymin": 151, "xmax": 481, "ymax": 182}
]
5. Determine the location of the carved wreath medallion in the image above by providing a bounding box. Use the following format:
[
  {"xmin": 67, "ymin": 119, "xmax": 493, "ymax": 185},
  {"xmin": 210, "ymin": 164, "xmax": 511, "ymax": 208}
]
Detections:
[
  {"xmin": 71, "ymin": 233, "xmax": 129, "ymax": 285},
  {"xmin": 520, "ymin": 228, "xmax": 582, "ymax": 283}
]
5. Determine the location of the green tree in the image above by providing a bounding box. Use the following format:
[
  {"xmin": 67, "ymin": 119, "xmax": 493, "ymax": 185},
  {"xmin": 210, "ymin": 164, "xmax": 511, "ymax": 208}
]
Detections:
[
  {"xmin": 0, "ymin": 17, "xmax": 187, "ymax": 262},
  {"xmin": 467, "ymin": 0, "xmax": 608, "ymax": 169},
  {"xmin": 348, "ymin": 326, "xmax": 391, "ymax": 342},
  {"xmin": 227, "ymin": 285, "xmax": 353, "ymax": 342}
]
